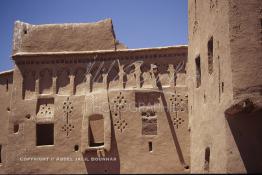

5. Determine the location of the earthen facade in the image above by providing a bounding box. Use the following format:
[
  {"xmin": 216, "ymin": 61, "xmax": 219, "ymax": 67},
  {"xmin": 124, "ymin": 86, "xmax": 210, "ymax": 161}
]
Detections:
[
  {"xmin": 0, "ymin": 19, "xmax": 190, "ymax": 174},
  {"xmin": 0, "ymin": 0, "xmax": 261, "ymax": 173},
  {"xmin": 188, "ymin": 0, "xmax": 262, "ymax": 173}
]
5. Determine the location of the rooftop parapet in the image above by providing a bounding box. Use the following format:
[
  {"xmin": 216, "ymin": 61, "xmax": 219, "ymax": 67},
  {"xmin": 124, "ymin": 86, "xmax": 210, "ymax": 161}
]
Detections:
[{"xmin": 12, "ymin": 19, "xmax": 117, "ymax": 55}]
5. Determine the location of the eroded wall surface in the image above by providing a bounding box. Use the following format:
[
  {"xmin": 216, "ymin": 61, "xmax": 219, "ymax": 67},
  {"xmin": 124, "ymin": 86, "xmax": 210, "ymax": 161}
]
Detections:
[
  {"xmin": 226, "ymin": 0, "xmax": 262, "ymax": 173},
  {"xmin": 188, "ymin": 0, "xmax": 233, "ymax": 173},
  {"xmin": 188, "ymin": 0, "xmax": 262, "ymax": 173},
  {"xmin": 0, "ymin": 71, "xmax": 13, "ymax": 173},
  {"xmin": 12, "ymin": 19, "xmax": 117, "ymax": 54},
  {"xmin": 4, "ymin": 46, "xmax": 190, "ymax": 174}
]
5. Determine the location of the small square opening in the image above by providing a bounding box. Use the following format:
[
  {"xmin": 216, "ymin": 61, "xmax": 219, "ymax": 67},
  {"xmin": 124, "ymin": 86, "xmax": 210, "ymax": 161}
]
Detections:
[
  {"xmin": 36, "ymin": 123, "xmax": 54, "ymax": 146},
  {"xmin": 74, "ymin": 145, "xmax": 79, "ymax": 152}
]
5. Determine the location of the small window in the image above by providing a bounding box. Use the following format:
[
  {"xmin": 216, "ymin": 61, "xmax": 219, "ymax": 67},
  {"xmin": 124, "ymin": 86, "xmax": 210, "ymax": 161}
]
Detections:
[
  {"xmin": 208, "ymin": 37, "xmax": 214, "ymax": 74},
  {"xmin": 74, "ymin": 145, "xmax": 79, "ymax": 152},
  {"xmin": 221, "ymin": 82, "xmax": 224, "ymax": 93},
  {"xmin": 149, "ymin": 142, "xmax": 153, "ymax": 152},
  {"xmin": 14, "ymin": 124, "xmax": 19, "ymax": 134},
  {"xmin": 204, "ymin": 147, "xmax": 210, "ymax": 172},
  {"xmin": 89, "ymin": 115, "xmax": 104, "ymax": 147},
  {"xmin": 36, "ymin": 123, "xmax": 54, "ymax": 146},
  {"xmin": 25, "ymin": 114, "xmax": 31, "ymax": 120},
  {"xmin": 195, "ymin": 56, "xmax": 201, "ymax": 88}
]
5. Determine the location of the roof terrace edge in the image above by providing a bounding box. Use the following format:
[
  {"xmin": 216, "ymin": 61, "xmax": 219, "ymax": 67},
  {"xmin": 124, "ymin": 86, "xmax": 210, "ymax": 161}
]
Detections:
[{"xmin": 12, "ymin": 45, "xmax": 188, "ymax": 59}]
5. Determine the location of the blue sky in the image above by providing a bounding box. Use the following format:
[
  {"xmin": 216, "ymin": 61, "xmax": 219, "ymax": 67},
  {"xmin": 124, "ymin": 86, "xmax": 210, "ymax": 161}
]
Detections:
[{"xmin": 0, "ymin": 0, "xmax": 188, "ymax": 72}]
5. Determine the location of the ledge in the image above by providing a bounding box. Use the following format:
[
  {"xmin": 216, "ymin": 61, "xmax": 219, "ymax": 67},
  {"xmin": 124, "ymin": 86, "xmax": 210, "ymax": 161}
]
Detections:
[
  {"xmin": 0, "ymin": 69, "xmax": 14, "ymax": 75},
  {"xmin": 12, "ymin": 45, "xmax": 188, "ymax": 59}
]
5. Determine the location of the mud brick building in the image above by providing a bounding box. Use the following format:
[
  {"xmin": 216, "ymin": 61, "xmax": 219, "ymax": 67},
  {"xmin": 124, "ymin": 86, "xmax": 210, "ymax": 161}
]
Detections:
[{"xmin": 0, "ymin": 0, "xmax": 261, "ymax": 173}]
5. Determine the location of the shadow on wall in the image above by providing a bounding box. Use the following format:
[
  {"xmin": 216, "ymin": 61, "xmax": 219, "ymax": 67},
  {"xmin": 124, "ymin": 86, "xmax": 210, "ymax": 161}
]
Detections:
[
  {"xmin": 226, "ymin": 106, "xmax": 262, "ymax": 173},
  {"xmin": 0, "ymin": 75, "xmax": 13, "ymax": 92},
  {"xmin": 82, "ymin": 116, "xmax": 120, "ymax": 174},
  {"xmin": 156, "ymin": 77, "xmax": 189, "ymax": 170}
]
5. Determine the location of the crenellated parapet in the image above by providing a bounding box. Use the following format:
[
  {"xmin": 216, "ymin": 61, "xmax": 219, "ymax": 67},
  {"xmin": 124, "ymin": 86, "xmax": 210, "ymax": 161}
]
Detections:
[{"xmin": 15, "ymin": 46, "xmax": 187, "ymax": 100}]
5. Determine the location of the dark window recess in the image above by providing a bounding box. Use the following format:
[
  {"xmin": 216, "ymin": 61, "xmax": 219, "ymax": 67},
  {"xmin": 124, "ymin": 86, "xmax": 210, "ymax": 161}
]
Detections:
[
  {"xmin": 0, "ymin": 145, "xmax": 2, "ymax": 164},
  {"xmin": 222, "ymin": 82, "xmax": 224, "ymax": 93},
  {"xmin": 36, "ymin": 124, "xmax": 54, "ymax": 146},
  {"xmin": 89, "ymin": 115, "xmax": 104, "ymax": 147},
  {"xmin": 74, "ymin": 145, "xmax": 79, "ymax": 152},
  {"xmin": 89, "ymin": 137, "xmax": 103, "ymax": 147},
  {"xmin": 195, "ymin": 56, "xmax": 201, "ymax": 88},
  {"xmin": 208, "ymin": 37, "xmax": 214, "ymax": 74},
  {"xmin": 204, "ymin": 147, "xmax": 210, "ymax": 172},
  {"xmin": 184, "ymin": 165, "xmax": 190, "ymax": 170},
  {"xmin": 149, "ymin": 142, "xmax": 153, "ymax": 152},
  {"xmin": 89, "ymin": 128, "xmax": 104, "ymax": 147},
  {"xmin": 25, "ymin": 114, "xmax": 31, "ymax": 119},
  {"xmin": 14, "ymin": 124, "xmax": 19, "ymax": 133}
]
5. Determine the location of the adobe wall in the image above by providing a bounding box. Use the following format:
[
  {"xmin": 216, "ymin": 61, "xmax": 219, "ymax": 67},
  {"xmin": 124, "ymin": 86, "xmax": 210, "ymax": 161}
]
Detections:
[
  {"xmin": 187, "ymin": 0, "xmax": 235, "ymax": 173},
  {"xmin": 226, "ymin": 1, "xmax": 262, "ymax": 173},
  {"xmin": 229, "ymin": 0, "xmax": 262, "ymax": 100},
  {"xmin": 12, "ymin": 19, "xmax": 117, "ymax": 54},
  {"xmin": 5, "ymin": 46, "xmax": 190, "ymax": 174},
  {"xmin": 0, "ymin": 70, "xmax": 13, "ymax": 173},
  {"xmin": 188, "ymin": 0, "xmax": 262, "ymax": 173}
]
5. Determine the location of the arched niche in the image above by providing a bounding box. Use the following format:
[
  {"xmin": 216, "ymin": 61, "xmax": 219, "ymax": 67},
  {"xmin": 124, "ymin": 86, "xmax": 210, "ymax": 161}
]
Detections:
[
  {"xmin": 74, "ymin": 68, "xmax": 86, "ymax": 95},
  {"xmin": 23, "ymin": 70, "xmax": 36, "ymax": 99},
  {"xmin": 108, "ymin": 65, "xmax": 120, "ymax": 89},
  {"xmin": 123, "ymin": 63, "xmax": 136, "ymax": 88},
  {"xmin": 90, "ymin": 66, "xmax": 103, "ymax": 83},
  {"xmin": 81, "ymin": 103, "xmax": 112, "ymax": 153},
  {"xmin": 39, "ymin": 68, "xmax": 52, "ymax": 95},
  {"xmin": 204, "ymin": 147, "xmax": 210, "ymax": 172},
  {"xmin": 140, "ymin": 63, "xmax": 152, "ymax": 88},
  {"xmin": 90, "ymin": 64, "xmax": 107, "ymax": 91},
  {"xmin": 57, "ymin": 68, "xmax": 70, "ymax": 95},
  {"xmin": 157, "ymin": 63, "xmax": 171, "ymax": 87},
  {"xmin": 89, "ymin": 114, "xmax": 104, "ymax": 147}
]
